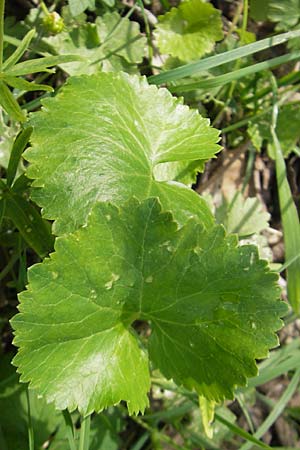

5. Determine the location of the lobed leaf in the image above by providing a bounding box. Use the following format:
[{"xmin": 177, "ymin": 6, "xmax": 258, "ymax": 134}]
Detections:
[
  {"xmin": 25, "ymin": 72, "xmax": 220, "ymax": 235},
  {"xmin": 45, "ymin": 12, "xmax": 146, "ymax": 76},
  {"xmin": 68, "ymin": 0, "xmax": 95, "ymax": 17},
  {"xmin": 216, "ymin": 192, "xmax": 270, "ymax": 237},
  {"xmin": 154, "ymin": 0, "xmax": 223, "ymax": 62},
  {"xmin": 12, "ymin": 198, "xmax": 287, "ymax": 415}
]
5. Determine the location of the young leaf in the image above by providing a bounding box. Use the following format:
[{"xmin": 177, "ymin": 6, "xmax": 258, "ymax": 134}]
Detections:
[
  {"xmin": 0, "ymin": 110, "xmax": 20, "ymax": 170},
  {"xmin": 154, "ymin": 0, "xmax": 223, "ymax": 62},
  {"xmin": 0, "ymin": 81, "xmax": 25, "ymax": 122},
  {"xmin": 4, "ymin": 55, "xmax": 83, "ymax": 77},
  {"xmin": 4, "ymin": 190, "xmax": 54, "ymax": 257},
  {"xmin": 3, "ymin": 75, "xmax": 53, "ymax": 92},
  {"xmin": 44, "ymin": 12, "xmax": 146, "ymax": 76},
  {"xmin": 6, "ymin": 126, "xmax": 32, "ymax": 187},
  {"xmin": 25, "ymin": 72, "xmax": 220, "ymax": 235},
  {"xmin": 68, "ymin": 0, "xmax": 95, "ymax": 17},
  {"xmin": 2, "ymin": 29, "xmax": 35, "ymax": 72},
  {"xmin": 12, "ymin": 198, "xmax": 287, "ymax": 415}
]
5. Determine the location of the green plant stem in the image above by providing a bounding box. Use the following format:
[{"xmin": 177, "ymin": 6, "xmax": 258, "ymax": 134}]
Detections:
[
  {"xmin": 0, "ymin": 6, "xmax": 5, "ymax": 64},
  {"xmin": 137, "ymin": 0, "xmax": 153, "ymax": 66},
  {"xmin": 79, "ymin": 415, "xmax": 91, "ymax": 450},
  {"xmin": 26, "ymin": 388, "xmax": 34, "ymax": 450},
  {"xmin": 0, "ymin": 0, "xmax": 4, "ymax": 71},
  {"xmin": 40, "ymin": 0, "xmax": 49, "ymax": 15},
  {"xmin": 169, "ymin": 51, "xmax": 300, "ymax": 93},
  {"xmin": 215, "ymin": 0, "xmax": 248, "ymax": 124},
  {"xmin": 62, "ymin": 410, "xmax": 77, "ymax": 450},
  {"xmin": 241, "ymin": 0, "xmax": 249, "ymax": 40}
]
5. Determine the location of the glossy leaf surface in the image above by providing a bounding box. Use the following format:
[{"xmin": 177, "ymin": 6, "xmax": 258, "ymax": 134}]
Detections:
[
  {"xmin": 12, "ymin": 198, "xmax": 287, "ymax": 414},
  {"xmin": 26, "ymin": 72, "xmax": 220, "ymax": 234}
]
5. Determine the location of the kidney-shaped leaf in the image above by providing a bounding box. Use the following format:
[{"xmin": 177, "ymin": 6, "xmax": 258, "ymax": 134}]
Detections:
[
  {"xmin": 154, "ymin": 0, "xmax": 223, "ymax": 62},
  {"xmin": 25, "ymin": 72, "xmax": 220, "ymax": 235},
  {"xmin": 12, "ymin": 198, "xmax": 287, "ymax": 415}
]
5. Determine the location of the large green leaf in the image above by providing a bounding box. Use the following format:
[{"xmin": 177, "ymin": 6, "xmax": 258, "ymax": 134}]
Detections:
[
  {"xmin": 25, "ymin": 72, "xmax": 220, "ymax": 235},
  {"xmin": 12, "ymin": 198, "xmax": 286, "ymax": 415},
  {"xmin": 154, "ymin": 0, "xmax": 223, "ymax": 62},
  {"xmin": 45, "ymin": 12, "xmax": 146, "ymax": 75}
]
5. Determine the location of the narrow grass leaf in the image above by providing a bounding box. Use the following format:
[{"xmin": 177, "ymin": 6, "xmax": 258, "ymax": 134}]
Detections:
[
  {"xmin": 271, "ymin": 94, "xmax": 300, "ymax": 314},
  {"xmin": 215, "ymin": 413, "xmax": 272, "ymax": 449},
  {"xmin": 148, "ymin": 28, "xmax": 300, "ymax": 84},
  {"xmin": 3, "ymin": 75, "xmax": 53, "ymax": 92},
  {"xmin": 0, "ymin": 81, "xmax": 25, "ymax": 122},
  {"xmin": 247, "ymin": 352, "xmax": 300, "ymax": 388},
  {"xmin": 5, "ymin": 55, "xmax": 83, "ymax": 76},
  {"xmin": 240, "ymin": 368, "xmax": 300, "ymax": 450},
  {"xmin": 169, "ymin": 51, "xmax": 300, "ymax": 92},
  {"xmin": 4, "ymin": 191, "xmax": 54, "ymax": 257},
  {"xmin": 2, "ymin": 29, "xmax": 35, "ymax": 71},
  {"xmin": 7, "ymin": 127, "xmax": 32, "ymax": 187}
]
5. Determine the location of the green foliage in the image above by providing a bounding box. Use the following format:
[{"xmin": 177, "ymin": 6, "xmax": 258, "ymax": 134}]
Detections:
[
  {"xmin": 154, "ymin": 0, "xmax": 223, "ymax": 62},
  {"xmin": 0, "ymin": 354, "xmax": 65, "ymax": 450},
  {"xmin": 68, "ymin": 0, "xmax": 95, "ymax": 17},
  {"xmin": 45, "ymin": 12, "xmax": 146, "ymax": 75},
  {"xmin": 248, "ymin": 103, "xmax": 300, "ymax": 157},
  {"xmin": 12, "ymin": 197, "xmax": 286, "ymax": 414},
  {"xmin": 215, "ymin": 192, "xmax": 270, "ymax": 237},
  {"xmin": 1, "ymin": 0, "xmax": 299, "ymax": 446},
  {"xmin": 249, "ymin": 0, "xmax": 271, "ymax": 21},
  {"xmin": 0, "ymin": 109, "xmax": 20, "ymax": 170},
  {"xmin": 25, "ymin": 72, "xmax": 220, "ymax": 235},
  {"xmin": 269, "ymin": 0, "xmax": 300, "ymax": 30}
]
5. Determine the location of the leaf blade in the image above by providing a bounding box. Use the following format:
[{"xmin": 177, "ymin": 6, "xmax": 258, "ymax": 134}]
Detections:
[
  {"xmin": 25, "ymin": 72, "xmax": 220, "ymax": 235},
  {"xmin": 11, "ymin": 198, "xmax": 287, "ymax": 413}
]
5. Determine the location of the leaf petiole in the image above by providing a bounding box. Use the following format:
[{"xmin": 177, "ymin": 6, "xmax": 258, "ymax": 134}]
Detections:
[{"xmin": 79, "ymin": 414, "xmax": 91, "ymax": 450}]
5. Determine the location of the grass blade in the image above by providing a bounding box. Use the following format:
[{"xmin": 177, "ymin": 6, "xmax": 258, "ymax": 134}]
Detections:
[
  {"xmin": 4, "ymin": 75, "xmax": 53, "ymax": 92},
  {"xmin": 239, "ymin": 368, "xmax": 300, "ymax": 450},
  {"xmin": 169, "ymin": 51, "xmax": 300, "ymax": 93},
  {"xmin": 3, "ymin": 29, "xmax": 35, "ymax": 71},
  {"xmin": 148, "ymin": 29, "xmax": 300, "ymax": 84},
  {"xmin": 5, "ymin": 54, "xmax": 83, "ymax": 77},
  {"xmin": 7, "ymin": 127, "xmax": 32, "ymax": 187},
  {"xmin": 26, "ymin": 388, "xmax": 34, "ymax": 450},
  {"xmin": 214, "ymin": 413, "xmax": 272, "ymax": 449},
  {"xmin": 271, "ymin": 80, "xmax": 300, "ymax": 315},
  {"xmin": 0, "ymin": 81, "xmax": 25, "ymax": 122},
  {"xmin": 4, "ymin": 189, "xmax": 54, "ymax": 257}
]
